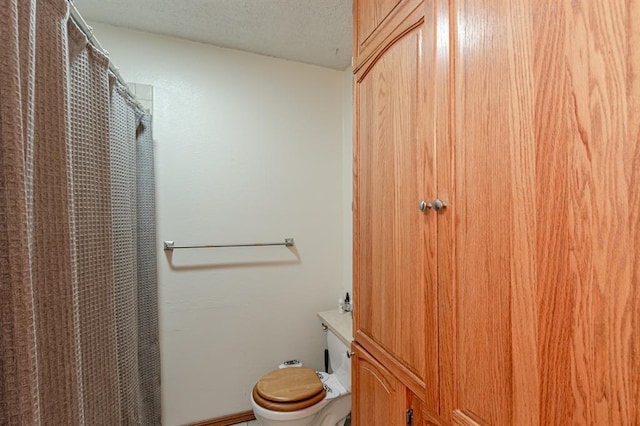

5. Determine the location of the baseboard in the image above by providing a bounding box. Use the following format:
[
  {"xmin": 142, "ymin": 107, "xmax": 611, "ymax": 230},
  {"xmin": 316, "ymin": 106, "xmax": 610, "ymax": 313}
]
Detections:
[{"xmin": 186, "ymin": 410, "xmax": 256, "ymax": 426}]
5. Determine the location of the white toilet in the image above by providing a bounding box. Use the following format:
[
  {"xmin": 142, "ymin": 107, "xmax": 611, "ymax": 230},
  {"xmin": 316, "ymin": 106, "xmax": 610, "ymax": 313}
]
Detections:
[{"xmin": 250, "ymin": 329, "xmax": 351, "ymax": 426}]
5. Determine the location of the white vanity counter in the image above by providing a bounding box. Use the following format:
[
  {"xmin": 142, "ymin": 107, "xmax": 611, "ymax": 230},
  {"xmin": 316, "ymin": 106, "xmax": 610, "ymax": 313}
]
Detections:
[{"xmin": 317, "ymin": 309, "xmax": 353, "ymax": 347}]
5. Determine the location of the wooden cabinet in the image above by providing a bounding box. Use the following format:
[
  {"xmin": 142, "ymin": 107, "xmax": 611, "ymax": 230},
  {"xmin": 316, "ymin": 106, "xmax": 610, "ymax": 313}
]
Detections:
[
  {"xmin": 352, "ymin": 343, "xmax": 428, "ymax": 426},
  {"xmin": 354, "ymin": 0, "xmax": 437, "ymax": 394},
  {"xmin": 354, "ymin": 0, "xmax": 401, "ymax": 49},
  {"xmin": 353, "ymin": 0, "xmax": 440, "ymax": 422},
  {"xmin": 353, "ymin": 0, "xmax": 640, "ymax": 425},
  {"xmin": 353, "ymin": 0, "xmax": 441, "ymax": 423},
  {"xmin": 353, "ymin": 0, "xmax": 424, "ymax": 67},
  {"xmin": 352, "ymin": 343, "xmax": 404, "ymax": 426},
  {"xmin": 446, "ymin": 0, "xmax": 640, "ymax": 424}
]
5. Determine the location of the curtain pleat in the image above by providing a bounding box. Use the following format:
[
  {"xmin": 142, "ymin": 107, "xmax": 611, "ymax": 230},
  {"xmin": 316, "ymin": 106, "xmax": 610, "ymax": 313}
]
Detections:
[
  {"xmin": 30, "ymin": 1, "xmax": 81, "ymax": 419},
  {"xmin": 109, "ymin": 82, "xmax": 143, "ymax": 425},
  {"xmin": 136, "ymin": 115, "xmax": 161, "ymax": 425},
  {"xmin": 0, "ymin": 0, "xmax": 82, "ymax": 424},
  {"xmin": 0, "ymin": 0, "xmax": 159, "ymax": 424},
  {"xmin": 0, "ymin": 1, "xmax": 41, "ymax": 423},
  {"xmin": 67, "ymin": 20, "xmax": 121, "ymax": 424}
]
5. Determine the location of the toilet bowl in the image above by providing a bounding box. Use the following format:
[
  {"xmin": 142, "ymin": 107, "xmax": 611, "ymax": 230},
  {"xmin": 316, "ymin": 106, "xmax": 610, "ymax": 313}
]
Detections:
[{"xmin": 251, "ymin": 329, "xmax": 351, "ymax": 426}]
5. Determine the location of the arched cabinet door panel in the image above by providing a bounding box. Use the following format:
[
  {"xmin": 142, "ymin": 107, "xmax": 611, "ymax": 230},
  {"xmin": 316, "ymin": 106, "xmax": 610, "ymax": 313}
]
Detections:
[
  {"xmin": 352, "ymin": 343, "xmax": 405, "ymax": 426},
  {"xmin": 353, "ymin": 2, "xmax": 438, "ymax": 412}
]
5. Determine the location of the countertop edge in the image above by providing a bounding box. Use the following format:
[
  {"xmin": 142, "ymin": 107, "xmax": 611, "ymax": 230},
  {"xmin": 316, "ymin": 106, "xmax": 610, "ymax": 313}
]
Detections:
[{"xmin": 317, "ymin": 309, "xmax": 353, "ymax": 347}]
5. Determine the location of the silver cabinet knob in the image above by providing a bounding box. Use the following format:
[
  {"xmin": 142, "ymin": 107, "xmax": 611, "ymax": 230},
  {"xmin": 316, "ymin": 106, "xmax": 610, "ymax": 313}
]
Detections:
[
  {"xmin": 432, "ymin": 199, "xmax": 447, "ymax": 212},
  {"xmin": 418, "ymin": 200, "xmax": 432, "ymax": 212}
]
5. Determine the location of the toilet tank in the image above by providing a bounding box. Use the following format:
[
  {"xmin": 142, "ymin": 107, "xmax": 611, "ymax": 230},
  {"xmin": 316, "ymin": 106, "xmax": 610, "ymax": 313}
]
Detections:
[{"xmin": 327, "ymin": 329, "xmax": 351, "ymax": 391}]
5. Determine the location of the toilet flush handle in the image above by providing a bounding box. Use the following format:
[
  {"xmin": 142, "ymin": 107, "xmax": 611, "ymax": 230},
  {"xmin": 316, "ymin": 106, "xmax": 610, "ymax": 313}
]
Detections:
[{"xmin": 346, "ymin": 350, "xmax": 355, "ymax": 359}]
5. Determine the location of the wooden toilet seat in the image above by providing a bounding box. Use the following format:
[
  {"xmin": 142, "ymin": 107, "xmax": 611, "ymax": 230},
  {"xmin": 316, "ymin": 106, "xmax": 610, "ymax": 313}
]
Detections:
[{"xmin": 253, "ymin": 367, "xmax": 326, "ymax": 412}]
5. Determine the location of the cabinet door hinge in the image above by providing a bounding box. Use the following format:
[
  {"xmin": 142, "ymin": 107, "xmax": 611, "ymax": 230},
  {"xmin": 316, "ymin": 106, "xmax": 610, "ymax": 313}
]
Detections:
[{"xmin": 406, "ymin": 408, "xmax": 414, "ymax": 425}]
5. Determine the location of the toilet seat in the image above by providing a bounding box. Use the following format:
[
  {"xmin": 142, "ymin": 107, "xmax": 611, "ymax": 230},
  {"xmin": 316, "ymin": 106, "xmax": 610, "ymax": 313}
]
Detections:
[
  {"xmin": 252, "ymin": 386, "xmax": 326, "ymax": 412},
  {"xmin": 253, "ymin": 368, "xmax": 327, "ymax": 412}
]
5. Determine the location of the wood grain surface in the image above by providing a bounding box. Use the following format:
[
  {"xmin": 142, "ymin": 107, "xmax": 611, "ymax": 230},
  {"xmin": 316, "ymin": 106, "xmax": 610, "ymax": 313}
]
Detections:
[
  {"xmin": 561, "ymin": 1, "xmax": 640, "ymax": 424},
  {"xmin": 452, "ymin": 0, "xmax": 640, "ymax": 424},
  {"xmin": 354, "ymin": 3, "xmax": 438, "ymax": 403},
  {"xmin": 352, "ymin": 343, "xmax": 406, "ymax": 426},
  {"xmin": 353, "ymin": 0, "xmax": 640, "ymax": 424},
  {"xmin": 353, "ymin": 0, "xmax": 423, "ymax": 69},
  {"xmin": 254, "ymin": 368, "xmax": 323, "ymax": 403},
  {"xmin": 185, "ymin": 411, "xmax": 255, "ymax": 426},
  {"xmin": 354, "ymin": 0, "xmax": 403, "ymax": 51},
  {"xmin": 435, "ymin": 0, "xmax": 455, "ymax": 422},
  {"xmin": 454, "ymin": 0, "xmax": 520, "ymax": 420}
]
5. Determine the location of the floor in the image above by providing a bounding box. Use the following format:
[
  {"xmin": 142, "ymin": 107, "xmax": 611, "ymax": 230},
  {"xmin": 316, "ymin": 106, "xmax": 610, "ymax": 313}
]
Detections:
[{"xmin": 233, "ymin": 415, "xmax": 351, "ymax": 426}]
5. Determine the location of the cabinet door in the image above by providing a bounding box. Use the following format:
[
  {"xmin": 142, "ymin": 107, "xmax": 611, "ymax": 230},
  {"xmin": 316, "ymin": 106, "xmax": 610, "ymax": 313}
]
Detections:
[
  {"xmin": 353, "ymin": 0, "xmax": 425, "ymax": 70},
  {"xmin": 352, "ymin": 344, "xmax": 405, "ymax": 426},
  {"xmin": 353, "ymin": 2, "xmax": 438, "ymax": 409},
  {"xmin": 449, "ymin": 0, "xmax": 542, "ymax": 423},
  {"xmin": 450, "ymin": 0, "xmax": 640, "ymax": 424},
  {"xmin": 407, "ymin": 392, "xmax": 430, "ymax": 426}
]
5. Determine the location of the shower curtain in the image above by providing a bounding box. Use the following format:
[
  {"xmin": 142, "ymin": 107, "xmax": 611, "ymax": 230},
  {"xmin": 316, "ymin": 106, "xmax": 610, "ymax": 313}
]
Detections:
[{"xmin": 0, "ymin": 0, "xmax": 160, "ymax": 424}]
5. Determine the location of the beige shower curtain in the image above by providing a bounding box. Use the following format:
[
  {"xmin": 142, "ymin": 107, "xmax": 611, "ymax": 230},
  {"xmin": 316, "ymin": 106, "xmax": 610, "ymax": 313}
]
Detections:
[{"xmin": 0, "ymin": 0, "xmax": 160, "ymax": 424}]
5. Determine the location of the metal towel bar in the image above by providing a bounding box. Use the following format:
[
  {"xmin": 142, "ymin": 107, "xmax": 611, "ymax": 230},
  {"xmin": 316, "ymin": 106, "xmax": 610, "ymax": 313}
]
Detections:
[{"xmin": 163, "ymin": 238, "xmax": 294, "ymax": 251}]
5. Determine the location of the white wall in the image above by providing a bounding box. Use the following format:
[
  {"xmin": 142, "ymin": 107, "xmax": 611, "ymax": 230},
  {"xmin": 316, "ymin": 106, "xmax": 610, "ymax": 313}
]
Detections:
[
  {"xmin": 89, "ymin": 23, "xmax": 346, "ymax": 425},
  {"xmin": 342, "ymin": 68, "xmax": 353, "ymax": 297}
]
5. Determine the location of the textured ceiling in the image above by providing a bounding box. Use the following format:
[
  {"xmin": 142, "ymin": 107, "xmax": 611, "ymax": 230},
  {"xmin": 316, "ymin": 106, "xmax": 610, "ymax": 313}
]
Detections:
[{"xmin": 73, "ymin": 0, "xmax": 353, "ymax": 70}]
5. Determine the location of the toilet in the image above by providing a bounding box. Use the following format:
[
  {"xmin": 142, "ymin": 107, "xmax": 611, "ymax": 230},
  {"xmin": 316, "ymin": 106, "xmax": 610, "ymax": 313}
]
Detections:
[{"xmin": 251, "ymin": 329, "xmax": 351, "ymax": 426}]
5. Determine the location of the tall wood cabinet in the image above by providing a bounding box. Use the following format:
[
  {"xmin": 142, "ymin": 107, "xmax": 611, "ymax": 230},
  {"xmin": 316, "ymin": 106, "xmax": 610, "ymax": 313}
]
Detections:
[
  {"xmin": 353, "ymin": 0, "xmax": 442, "ymax": 423},
  {"xmin": 352, "ymin": 0, "xmax": 640, "ymax": 425}
]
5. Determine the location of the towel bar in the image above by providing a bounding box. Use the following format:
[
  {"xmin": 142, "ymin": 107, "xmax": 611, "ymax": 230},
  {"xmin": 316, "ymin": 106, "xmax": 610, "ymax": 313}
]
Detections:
[{"xmin": 163, "ymin": 238, "xmax": 294, "ymax": 251}]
